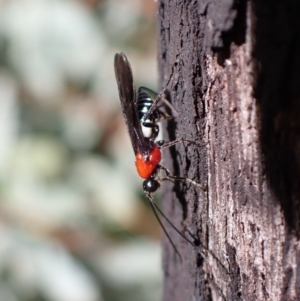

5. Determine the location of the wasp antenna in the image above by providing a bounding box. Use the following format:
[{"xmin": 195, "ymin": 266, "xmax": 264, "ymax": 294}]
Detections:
[
  {"xmin": 150, "ymin": 197, "xmax": 197, "ymax": 248},
  {"xmin": 151, "ymin": 196, "xmax": 229, "ymax": 274},
  {"xmin": 146, "ymin": 193, "xmax": 210, "ymax": 259},
  {"xmin": 146, "ymin": 194, "xmax": 183, "ymax": 263}
]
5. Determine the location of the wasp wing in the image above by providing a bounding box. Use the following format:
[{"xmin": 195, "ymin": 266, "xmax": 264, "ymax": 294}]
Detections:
[{"xmin": 114, "ymin": 52, "xmax": 151, "ymax": 156}]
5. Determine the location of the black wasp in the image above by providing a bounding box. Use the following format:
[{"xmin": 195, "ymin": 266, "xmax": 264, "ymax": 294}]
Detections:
[{"xmin": 114, "ymin": 52, "xmax": 204, "ymax": 260}]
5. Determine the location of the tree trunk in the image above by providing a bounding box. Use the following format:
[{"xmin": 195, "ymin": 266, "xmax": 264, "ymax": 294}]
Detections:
[{"xmin": 157, "ymin": 1, "xmax": 300, "ymax": 300}]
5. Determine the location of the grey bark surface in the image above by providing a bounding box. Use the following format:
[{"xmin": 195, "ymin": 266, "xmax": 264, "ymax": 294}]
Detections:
[{"xmin": 157, "ymin": 1, "xmax": 300, "ymax": 300}]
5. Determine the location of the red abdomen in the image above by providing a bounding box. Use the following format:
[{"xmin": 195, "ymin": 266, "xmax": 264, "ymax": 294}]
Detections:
[{"xmin": 135, "ymin": 145, "xmax": 161, "ymax": 179}]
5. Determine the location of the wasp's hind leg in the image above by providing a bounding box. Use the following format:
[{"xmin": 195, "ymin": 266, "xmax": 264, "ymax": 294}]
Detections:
[{"xmin": 156, "ymin": 137, "xmax": 197, "ymax": 149}]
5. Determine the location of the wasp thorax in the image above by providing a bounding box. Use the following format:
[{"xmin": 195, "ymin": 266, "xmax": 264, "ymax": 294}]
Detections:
[
  {"xmin": 135, "ymin": 145, "xmax": 161, "ymax": 179},
  {"xmin": 143, "ymin": 178, "xmax": 160, "ymax": 193}
]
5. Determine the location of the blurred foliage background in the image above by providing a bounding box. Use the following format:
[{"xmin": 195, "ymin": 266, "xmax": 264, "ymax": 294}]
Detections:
[{"xmin": 0, "ymin": 0, "xmax": 163, "ymax": 300}]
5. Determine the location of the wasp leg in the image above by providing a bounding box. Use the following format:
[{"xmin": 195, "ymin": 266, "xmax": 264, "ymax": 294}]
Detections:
[
  {"xmin": 143, "ymin": 65, "xmax": 176, "ymax": 121},
  {"xmin": 157, "ymin": 96, "xmax": 178, "ymax": 118},
  {"xmin": 156, "ymin": 137, "xmax": 197, "ymax": 149},
  {"xmin": 158, "ymin": 164, "xmax": 206, "ymax": 191}
]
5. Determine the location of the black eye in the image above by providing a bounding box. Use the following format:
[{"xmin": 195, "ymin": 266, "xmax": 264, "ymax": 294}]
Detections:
[{"xmin": 143, "ymin": 178, "xmax": 160, "ymax": 193}]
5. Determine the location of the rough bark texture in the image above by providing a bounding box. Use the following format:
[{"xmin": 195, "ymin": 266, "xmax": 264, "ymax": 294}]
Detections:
[{"xmin": 157, "ymin": 1, "xmax": 300, "ymax": 300}]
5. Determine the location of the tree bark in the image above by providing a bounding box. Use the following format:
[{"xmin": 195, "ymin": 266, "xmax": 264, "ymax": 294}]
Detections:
[{"xmin": 157, "ymin": 1, "xmax": 300, "ymax": 300}]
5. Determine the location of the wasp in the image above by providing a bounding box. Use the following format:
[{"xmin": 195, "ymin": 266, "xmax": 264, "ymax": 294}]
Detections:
[{"xmin": 114, "ymin": 52, "xmax": 204, "ymax": 259}]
